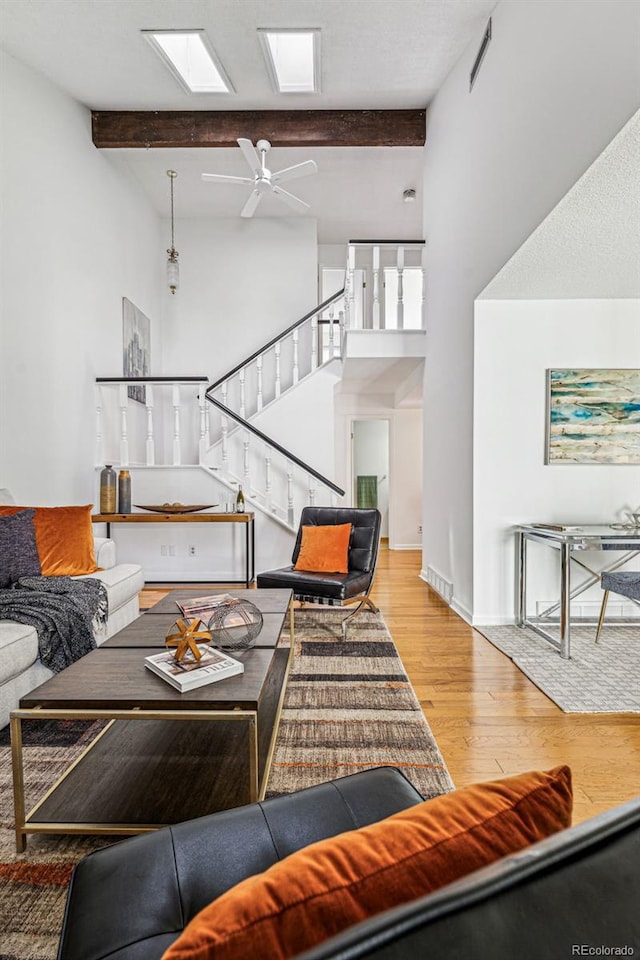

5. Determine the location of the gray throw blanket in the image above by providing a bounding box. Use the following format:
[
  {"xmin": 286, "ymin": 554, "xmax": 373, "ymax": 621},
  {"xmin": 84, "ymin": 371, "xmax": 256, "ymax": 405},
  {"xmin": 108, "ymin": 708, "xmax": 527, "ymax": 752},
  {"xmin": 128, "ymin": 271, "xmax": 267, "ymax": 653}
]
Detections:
[{"xmin": 0, "ymin": 576, "xmax": 108, "ymax": 673}]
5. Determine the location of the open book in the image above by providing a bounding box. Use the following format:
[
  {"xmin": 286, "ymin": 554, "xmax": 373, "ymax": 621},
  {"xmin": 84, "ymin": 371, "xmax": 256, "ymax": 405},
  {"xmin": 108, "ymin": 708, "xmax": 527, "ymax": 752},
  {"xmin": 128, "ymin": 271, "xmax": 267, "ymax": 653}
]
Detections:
[
  {"xmin": 144, "ymin": 643, "xmax": 244, "ymax": 692},
  {"xmin": 175, "ymin": 593, "xmax": 237, "ymax": 620}
]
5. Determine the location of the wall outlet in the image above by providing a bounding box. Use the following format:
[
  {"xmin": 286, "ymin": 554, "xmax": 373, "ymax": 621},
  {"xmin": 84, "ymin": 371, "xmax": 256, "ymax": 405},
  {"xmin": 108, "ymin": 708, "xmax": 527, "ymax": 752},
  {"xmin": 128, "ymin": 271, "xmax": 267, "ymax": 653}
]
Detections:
[
  {"xmin": 168, "ymin": 545, "xmax": 176, "ymax": 557},
  {"xmin": 418, "ymin": 524, "xmax": 422, "ymax": 534},
  {"xmin": 160, "ymin": 545, "xmax": 167, "ymax": 557},
  {"xmin": 188, "ymin": 545, "xmax": 196, "ymax": 556}
]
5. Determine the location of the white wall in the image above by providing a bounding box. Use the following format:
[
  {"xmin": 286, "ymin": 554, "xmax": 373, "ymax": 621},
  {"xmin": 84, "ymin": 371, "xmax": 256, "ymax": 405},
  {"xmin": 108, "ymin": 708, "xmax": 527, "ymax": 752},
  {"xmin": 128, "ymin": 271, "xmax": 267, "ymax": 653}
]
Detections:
[
  {"xmin": 161, "ymin": 217, "xmax": 318, "ymax": 383},
  {"xmin": 421, "ymin": 0, "xmax": 640, "ymax": 619},
  {"xmin": 0, "ymin": 50, "xmax": 161, "ymax": 505},
  {"xmin": 474, "ymin": 299, "xmax": 640, "ymax": 624}
]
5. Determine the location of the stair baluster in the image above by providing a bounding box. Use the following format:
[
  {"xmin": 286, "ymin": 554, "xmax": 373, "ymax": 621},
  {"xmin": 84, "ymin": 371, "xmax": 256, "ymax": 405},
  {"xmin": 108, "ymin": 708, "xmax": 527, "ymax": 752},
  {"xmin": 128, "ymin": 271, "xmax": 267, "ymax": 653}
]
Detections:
[
  {"xmin": 146, "ymin": 385, "xmax": 155, "ymax": 466},
  {"xmin": 256, "ymin": 355, "xmax": 263, "ymax": 411},
  {"xmin": 119, "ymin": 384, "xmax": 129, "ymax": 467},
  {"xmin": 172, "ymin": 384, "xmax": 181, "ymax": 465}
]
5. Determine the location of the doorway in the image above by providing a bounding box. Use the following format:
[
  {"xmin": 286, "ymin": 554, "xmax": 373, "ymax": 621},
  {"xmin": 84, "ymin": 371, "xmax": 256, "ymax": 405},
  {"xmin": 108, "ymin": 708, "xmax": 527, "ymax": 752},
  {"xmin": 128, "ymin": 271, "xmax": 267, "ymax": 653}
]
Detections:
[{"xmin": 351, "ymin": 419, "xmax": 389, "ymax": 537}]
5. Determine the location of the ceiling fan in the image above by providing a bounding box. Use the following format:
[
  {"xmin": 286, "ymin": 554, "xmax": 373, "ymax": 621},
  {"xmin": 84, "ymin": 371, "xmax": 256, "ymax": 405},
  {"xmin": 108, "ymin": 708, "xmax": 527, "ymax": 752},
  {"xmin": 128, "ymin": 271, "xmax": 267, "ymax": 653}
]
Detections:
[{"xmin": 202, "ymin": 138, "xmax": 318, "ymax": 218}]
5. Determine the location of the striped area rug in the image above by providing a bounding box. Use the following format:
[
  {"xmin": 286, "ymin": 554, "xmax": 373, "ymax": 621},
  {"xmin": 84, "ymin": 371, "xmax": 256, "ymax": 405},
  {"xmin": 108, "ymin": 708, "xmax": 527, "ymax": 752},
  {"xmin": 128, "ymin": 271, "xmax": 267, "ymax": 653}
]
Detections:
[
  {"xmin": 268, "ymin": 609, "xmax": 454, "ymax": 799},
  {"xmin": 0, "ymin": 609, "xmax": 452, "ymax": 959}
]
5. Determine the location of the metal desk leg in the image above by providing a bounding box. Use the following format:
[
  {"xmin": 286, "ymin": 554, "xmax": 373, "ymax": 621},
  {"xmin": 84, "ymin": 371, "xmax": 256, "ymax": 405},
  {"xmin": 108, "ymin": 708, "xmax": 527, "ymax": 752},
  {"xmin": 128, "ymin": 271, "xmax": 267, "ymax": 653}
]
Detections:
[
  {"xmin": 10, "ymin": 714, "xmax": 26, "ymax": 852},
  {"xmin": 245, "ymin": 521, "xmax": 250, "ymax": 588},
  {"xmin": 559, "ymin": 541, "xmax": 571, "ymax": 659},
  {"xmin": 516, "ymin": 531, "xmax": 526, "ymax": 626},
  {"xmin": 250, "ymin": 518, "xmax": 255, "ymax": 585}
]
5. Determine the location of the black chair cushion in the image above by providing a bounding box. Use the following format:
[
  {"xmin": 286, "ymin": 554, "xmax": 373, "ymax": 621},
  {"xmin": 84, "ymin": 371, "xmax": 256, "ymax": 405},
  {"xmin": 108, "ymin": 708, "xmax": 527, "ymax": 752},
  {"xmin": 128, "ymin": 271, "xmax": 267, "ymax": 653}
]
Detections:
[{"xmin": 257, "ymin": 566, "xmax": 372, "ymax": 601}]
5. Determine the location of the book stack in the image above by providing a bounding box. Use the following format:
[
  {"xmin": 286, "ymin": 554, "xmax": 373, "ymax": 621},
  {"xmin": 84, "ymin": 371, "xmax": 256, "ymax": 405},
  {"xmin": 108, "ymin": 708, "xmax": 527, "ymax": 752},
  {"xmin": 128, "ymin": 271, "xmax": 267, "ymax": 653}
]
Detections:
[{"xmin": 145, "ymin": 643, "xmax": 244, "ymax": 692}]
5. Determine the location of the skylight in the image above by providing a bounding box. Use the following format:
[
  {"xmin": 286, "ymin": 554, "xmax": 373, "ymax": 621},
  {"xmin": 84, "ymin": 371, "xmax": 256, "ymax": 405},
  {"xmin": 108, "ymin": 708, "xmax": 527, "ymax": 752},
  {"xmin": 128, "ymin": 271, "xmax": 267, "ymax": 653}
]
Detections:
[
  {"xmin": 143, "ymin": 30, "xmax": 233, "ymax": 94},
  {"xmin": 259, "ymin": 29, "xmax": 320, "ymax": 93}
]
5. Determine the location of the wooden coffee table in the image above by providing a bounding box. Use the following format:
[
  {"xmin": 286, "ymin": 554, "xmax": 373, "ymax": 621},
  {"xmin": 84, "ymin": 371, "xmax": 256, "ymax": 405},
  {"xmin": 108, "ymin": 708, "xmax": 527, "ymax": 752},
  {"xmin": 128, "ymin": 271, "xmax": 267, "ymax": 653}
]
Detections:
[{"xmin": 10, "ymin": 589, "xmax": 293, "ymax": 852}]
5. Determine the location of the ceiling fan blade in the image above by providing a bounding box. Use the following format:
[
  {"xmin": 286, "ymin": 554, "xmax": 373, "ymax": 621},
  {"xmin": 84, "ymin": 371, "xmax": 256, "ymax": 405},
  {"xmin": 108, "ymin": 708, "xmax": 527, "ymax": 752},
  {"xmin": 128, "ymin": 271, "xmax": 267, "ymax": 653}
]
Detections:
[
  {"xmin": 201, "ymin": 173, "xmax": 254, "ymax": 185},
  {"xmin": 271, "ymin": 185, "xmax": 310, "ymax": 213},
  {"xmin": 237, "ymin": 138, "xmax": 263, "ymax": 176},
  {"xmin": 271, "ymin": 160, "xmax": 318, "ymax": 185},
  {"xmin": 240, "ymin": 190, "xmax": 262, "ymax": 218}
]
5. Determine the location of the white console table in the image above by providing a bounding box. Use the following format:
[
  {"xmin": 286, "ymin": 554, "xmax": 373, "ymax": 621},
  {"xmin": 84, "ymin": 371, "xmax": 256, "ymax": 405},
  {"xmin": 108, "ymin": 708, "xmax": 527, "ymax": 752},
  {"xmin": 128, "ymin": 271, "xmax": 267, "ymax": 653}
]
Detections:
[{"xmin": 514, "ymin": 524, "xmax": 640, "ymax": 659}]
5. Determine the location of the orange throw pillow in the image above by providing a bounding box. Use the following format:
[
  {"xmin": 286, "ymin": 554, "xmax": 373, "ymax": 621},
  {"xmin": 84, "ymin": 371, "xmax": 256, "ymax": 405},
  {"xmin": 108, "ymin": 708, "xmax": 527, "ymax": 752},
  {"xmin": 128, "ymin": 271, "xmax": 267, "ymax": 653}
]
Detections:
[
  {"xmin": 294, "ymin": 523, "xmax": 352, "ymax": 574},
  {"xmin": 0, "ymin": 504, "xmax": 98, "ymax": 576},
  {"xmin": 162, "ymin": 766, "xmax": 572, "ymax": 960}
]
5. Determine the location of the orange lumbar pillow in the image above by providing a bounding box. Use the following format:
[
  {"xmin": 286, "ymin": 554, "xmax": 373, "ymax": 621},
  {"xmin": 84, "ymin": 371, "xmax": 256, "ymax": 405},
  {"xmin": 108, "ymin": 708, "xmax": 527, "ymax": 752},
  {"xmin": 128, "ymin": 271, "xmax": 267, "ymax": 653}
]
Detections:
[
  {"xmin": 0, "ymin": 504, "xmax": 98, "ymax": 576},
  {"xmin": 293, "ymin": 523, "xmax": 352, "ymax": 574},
  {"xmin": 161, "ymin": 766, "xmax": 572, "ymax": 960}
]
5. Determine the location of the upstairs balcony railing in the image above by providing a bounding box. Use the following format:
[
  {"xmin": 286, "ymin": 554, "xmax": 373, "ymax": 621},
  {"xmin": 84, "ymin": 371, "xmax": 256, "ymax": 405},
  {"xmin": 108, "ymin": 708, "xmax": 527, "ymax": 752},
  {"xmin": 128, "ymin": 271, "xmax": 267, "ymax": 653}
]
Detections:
[{"xmin": 344, "ymin": 240, "xmax": 426, "ymax": 331}]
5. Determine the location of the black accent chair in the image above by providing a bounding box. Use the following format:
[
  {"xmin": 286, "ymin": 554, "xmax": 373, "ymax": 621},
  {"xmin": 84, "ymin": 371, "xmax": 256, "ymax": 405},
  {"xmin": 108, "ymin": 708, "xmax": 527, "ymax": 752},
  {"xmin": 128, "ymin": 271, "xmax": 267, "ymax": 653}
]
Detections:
[
  {"xmin": 257, "ymin": 506, "xmax": 382, "ymax": 638},
  {"xmin": 57, "ymin": 767, "xmax": 640, "ymax": 960}
]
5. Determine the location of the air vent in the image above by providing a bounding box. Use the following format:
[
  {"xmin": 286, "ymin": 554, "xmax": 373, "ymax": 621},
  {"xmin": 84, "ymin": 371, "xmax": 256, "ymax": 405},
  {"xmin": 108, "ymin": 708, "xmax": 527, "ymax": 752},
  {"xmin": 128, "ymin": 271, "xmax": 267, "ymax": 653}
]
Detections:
[{"xmin": 470, "ymin": 18, "xmax": 492, "ymax": 91}]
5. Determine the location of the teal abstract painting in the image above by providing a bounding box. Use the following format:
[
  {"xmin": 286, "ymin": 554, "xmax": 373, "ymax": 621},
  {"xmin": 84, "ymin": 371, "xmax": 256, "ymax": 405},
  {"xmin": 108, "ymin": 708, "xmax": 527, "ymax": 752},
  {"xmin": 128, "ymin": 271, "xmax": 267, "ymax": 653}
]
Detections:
[{"xmin": 547, "ymin": 369, "xmax": 640, "ymax": 464}]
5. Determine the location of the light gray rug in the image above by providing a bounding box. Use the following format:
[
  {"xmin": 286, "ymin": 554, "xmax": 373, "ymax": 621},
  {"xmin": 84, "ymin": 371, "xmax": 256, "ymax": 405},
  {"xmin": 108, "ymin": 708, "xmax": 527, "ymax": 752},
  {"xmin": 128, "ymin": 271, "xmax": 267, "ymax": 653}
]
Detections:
[{"xmin": 475, "ymin": 623, "xmax": 640, "ymax": 713}]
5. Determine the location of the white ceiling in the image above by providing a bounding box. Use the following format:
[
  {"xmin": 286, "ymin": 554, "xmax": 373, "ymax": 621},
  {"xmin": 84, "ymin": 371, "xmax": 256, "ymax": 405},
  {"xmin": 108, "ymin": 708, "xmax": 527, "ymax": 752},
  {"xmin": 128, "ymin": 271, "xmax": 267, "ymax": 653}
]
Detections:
[{"xmin": 0, "ymin": 0, "xmax": 496, "ymax": 242}]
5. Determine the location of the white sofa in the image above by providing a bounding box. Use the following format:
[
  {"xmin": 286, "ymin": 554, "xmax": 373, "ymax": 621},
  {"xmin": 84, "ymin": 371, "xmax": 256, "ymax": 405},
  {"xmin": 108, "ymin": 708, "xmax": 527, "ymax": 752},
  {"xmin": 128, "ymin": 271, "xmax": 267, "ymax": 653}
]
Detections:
[{"xmin": 0, "ymin": 491, "xmax": 144, "ymax": 729}]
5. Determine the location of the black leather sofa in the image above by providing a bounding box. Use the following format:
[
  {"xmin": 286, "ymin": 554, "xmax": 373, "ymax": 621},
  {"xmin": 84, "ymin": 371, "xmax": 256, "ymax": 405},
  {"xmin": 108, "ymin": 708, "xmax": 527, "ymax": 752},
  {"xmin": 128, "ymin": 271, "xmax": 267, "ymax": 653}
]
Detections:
[{"xmin": 58, "ymin": 767, "xmax": 640, "ymax": 960}]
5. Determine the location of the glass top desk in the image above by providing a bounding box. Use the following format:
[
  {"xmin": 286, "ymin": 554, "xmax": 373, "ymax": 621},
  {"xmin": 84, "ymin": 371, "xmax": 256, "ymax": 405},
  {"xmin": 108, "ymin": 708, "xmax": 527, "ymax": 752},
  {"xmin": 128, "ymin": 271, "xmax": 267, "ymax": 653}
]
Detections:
[{"xmin": 515, "ymin": 524, "xmax": 640, "ymax": 659}]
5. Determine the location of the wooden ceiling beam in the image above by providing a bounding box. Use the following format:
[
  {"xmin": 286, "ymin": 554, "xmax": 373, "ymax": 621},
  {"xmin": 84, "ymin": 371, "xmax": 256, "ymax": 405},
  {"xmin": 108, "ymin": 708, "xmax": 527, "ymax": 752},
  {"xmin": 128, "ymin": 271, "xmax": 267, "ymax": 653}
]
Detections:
[{"xmin": 91, "ymin": 109, "xmax": 426, "ymax": 149}]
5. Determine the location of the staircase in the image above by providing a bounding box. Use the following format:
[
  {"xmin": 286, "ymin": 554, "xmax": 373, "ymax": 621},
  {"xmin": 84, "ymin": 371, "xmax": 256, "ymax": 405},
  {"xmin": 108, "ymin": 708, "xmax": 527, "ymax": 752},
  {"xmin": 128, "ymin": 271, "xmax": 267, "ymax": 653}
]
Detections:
[{"xmin": 95, "ymin": 240, "xmax": 426, "ymax": 533}]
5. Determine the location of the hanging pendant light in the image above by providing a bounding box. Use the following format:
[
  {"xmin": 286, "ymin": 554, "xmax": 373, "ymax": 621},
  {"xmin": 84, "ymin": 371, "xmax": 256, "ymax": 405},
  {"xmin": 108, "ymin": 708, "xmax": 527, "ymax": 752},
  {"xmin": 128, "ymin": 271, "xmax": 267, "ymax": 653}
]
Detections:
[{"xmin": 166, "ymin": 169, "xmax": 179, "ymax": 294}]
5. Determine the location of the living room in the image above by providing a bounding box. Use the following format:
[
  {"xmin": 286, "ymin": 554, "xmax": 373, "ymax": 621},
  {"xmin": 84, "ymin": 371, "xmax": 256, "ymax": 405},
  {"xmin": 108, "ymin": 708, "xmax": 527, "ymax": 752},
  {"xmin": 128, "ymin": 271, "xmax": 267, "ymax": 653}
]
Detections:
[{"xmin": 1, "ymin": 0, "xmax": 639, "ymax": 957}]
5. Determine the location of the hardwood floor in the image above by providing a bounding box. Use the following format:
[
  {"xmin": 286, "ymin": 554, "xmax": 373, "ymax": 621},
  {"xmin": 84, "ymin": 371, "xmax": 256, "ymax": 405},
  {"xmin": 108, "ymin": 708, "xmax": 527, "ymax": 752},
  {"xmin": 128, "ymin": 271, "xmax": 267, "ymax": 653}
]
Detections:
[{"xmin": 140, "ymin": 545, "xmax": 640, "ymax": 825}]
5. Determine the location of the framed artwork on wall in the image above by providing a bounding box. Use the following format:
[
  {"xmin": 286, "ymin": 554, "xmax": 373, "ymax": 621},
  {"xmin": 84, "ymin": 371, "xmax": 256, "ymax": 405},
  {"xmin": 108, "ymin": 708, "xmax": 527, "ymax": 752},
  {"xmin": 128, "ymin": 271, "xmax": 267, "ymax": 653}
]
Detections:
[
  {"xmin": 123, "ymin": 298, "xmax": 150, "ymax": 404},
  {"xmin": 546, "ymin": 368, "xmax": 640, "ymax": 464}
]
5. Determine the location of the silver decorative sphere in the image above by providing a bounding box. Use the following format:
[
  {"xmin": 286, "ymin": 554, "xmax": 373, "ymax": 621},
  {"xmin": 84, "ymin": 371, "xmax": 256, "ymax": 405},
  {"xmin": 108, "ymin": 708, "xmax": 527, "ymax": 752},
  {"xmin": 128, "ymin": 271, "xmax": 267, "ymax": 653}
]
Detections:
[{"xmin": 207, "ymin": 599, "xmax": 263, "ymax": 650}]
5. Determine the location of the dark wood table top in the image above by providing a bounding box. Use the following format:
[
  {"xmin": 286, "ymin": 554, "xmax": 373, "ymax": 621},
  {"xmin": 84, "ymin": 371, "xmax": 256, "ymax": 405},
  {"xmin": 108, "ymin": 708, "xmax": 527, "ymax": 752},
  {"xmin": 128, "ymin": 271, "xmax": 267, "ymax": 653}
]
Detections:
[
  {"xmin": 145, "ymin": 587, "xmax": 292, "ymax": 616},
  {"xmin": 102, "ymin": 612, "xmax": 287, "ymax": 649},
  {"xmin": 20, "ymin": 646, "xmax": 280, "ymax": 712}
]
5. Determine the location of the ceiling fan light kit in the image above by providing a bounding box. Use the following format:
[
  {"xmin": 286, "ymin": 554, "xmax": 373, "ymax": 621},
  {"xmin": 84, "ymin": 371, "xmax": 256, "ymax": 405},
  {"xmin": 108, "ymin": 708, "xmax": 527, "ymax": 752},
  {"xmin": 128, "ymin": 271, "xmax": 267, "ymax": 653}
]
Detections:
[
  {"xmin": 202, "ymin": 138, "xmax": 318, "ymax": 218},
  {"xmin": 166, "ymin": 170, "xmax": 180, "ymax": 294}
]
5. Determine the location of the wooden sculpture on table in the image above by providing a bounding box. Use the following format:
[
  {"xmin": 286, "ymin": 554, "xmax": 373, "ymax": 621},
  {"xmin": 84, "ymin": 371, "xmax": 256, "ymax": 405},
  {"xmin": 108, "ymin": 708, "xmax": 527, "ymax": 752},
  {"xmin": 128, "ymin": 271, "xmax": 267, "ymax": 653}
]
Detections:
[{"xmin": 165, "ymin": 618, "xmax": 211, "ymax": 661}]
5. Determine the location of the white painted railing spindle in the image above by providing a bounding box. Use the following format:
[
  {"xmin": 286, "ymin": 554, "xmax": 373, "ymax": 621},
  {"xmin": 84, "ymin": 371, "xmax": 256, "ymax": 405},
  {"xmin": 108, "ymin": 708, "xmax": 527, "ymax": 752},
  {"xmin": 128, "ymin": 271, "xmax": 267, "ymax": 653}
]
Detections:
[
  {"xmin": 274, "ymin": 343, "xmax": 281, "ymax": 398},
  {"xmin": 146, "ymin": 385, "xmax": 155, "ymax": 466},
  {"xmin": 197, "ymin": 384, "xmax": 207, "ymax": 465},
  {"xmin": 119, "ymin": 385, "xmax": 129, "ymax": 466},
  {"xmin": 311, "ymin": 315, "xmax": 318, "ymax": 370},
  {"xmin": 243, "ymin": 430, "xmax": 250, "ymax": 486},
  {"xmin": 264, "ymin": 449, "xmax": 272, "ymax": 508},
  {"xmin": 256, "ymin": 355, "xmax": 263, "ymax": 411},
  {"xmin": 372, "ymin": 245, "xmax": 381, "ymax": 329},
  {"xmin": 239, "ymin": 368, "xmax": 246, "ymax": 420},
  {"xmin": 292, "ymin": 330, "xmax": 299, "ymax": 384},
  {"xmin": 308, "ymin": 477, "xmax": 316, "ymax": 505},
  {"xmin": 396, "ymin": 246, "xmax": 405, "ymax": 330},
  {"xmin": 287, "ymin": 463, "xmax": 294, "ymax": 526},
  {"xmin": 347, "ymin": 244, "xmax": 356, "ymax": 329},
  {"xmin": 95, "ymin": 387, "xmax": 103, "ymax": 467},
  {"xmin": 172, "ymin": 384, "xmax": 181, "ymax": 465}
]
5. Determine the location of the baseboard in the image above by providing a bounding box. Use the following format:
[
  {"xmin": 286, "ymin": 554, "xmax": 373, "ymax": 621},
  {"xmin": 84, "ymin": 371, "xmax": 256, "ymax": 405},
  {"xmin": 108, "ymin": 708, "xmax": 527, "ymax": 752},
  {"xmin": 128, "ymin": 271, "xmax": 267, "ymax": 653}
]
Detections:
[
  {"xmin": 472, "ymin": 614, "xmax": 516, "ymax": 626},
  {"xmin": 450, "ymin": 598, "xmax": 472, "ymax": 624},
  {"xmin": 389, "ymin": 543, "xmax": 421, "ymax": 551},
  {"xmin": 143, "ymin": 571, "xmax": 243, "ymax": 583}
]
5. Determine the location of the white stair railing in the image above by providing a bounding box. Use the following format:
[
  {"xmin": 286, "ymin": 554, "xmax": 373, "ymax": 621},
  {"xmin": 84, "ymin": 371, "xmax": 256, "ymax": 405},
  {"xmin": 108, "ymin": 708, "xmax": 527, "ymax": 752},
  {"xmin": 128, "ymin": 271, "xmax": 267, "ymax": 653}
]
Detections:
[
  {"xmin": 94, "ymin": 375, "xmax": 344, "ymax": 531},
  {"xmin": 344, "ymin": 240, "xmax": 426, "ymax": 332}
]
